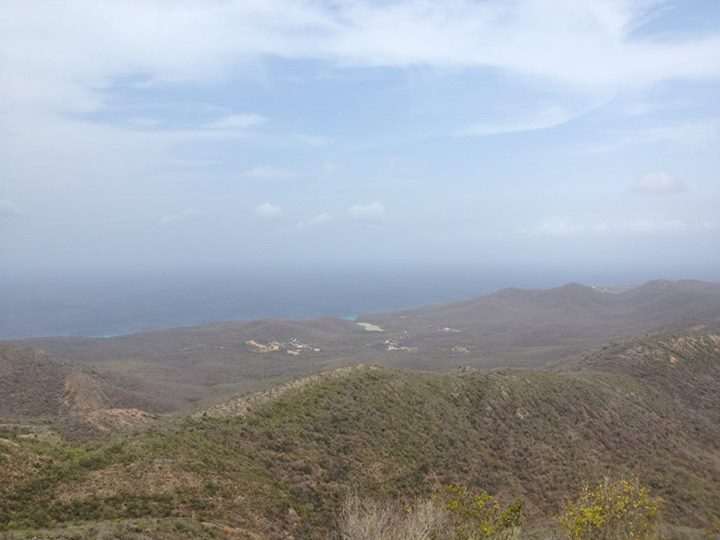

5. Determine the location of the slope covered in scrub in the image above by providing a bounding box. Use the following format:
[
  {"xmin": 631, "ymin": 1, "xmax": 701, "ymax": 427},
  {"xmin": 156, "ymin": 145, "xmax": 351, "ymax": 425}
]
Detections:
[{"xmin": 1, "ymin": 326, "xmax": 719, "ymax": 537}]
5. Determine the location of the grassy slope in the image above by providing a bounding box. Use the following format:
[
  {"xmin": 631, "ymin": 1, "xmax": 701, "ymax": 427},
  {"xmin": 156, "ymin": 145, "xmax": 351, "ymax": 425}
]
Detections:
[{"xmin": 1, "ymin": 326, "xmax": 719, "ymax": 538}]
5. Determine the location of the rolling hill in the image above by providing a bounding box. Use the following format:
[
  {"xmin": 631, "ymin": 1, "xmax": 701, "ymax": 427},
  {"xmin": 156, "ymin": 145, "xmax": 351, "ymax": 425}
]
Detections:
[
  {"xmin": 1, "ymin": 324, "xmax": 719, "ymax": 538},
  {"xmin": 362, "ymin": 279, "xmax": 720, "ymax": 368},
  {"xmin": 10, "ymin": 280, "xmax": 720, "ymax": 418}
]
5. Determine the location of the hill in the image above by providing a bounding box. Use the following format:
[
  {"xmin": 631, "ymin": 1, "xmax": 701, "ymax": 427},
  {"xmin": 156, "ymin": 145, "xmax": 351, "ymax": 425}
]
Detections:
[
  {"xmin": 0, "ymin": 345, "xmax": 163, "ymax": 439},
  {"xmin": 1, "ymin": 325, "xmax": 718, "ymax": 538},
  {"xmin": 17, "ymin": 317, "xmax": 365, "ymax": 415},
  {"xmin": 11, "ymin": 280, "xmax": 720, "ymax": 417},
  {"xmin": 362, "ymin": 279, "xmax": 720, "ymax": 368}
]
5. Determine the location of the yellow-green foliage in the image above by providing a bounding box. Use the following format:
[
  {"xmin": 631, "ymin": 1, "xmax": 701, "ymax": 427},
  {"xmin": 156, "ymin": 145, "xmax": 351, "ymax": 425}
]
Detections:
[
  {"xmin": 558, "ymin": 478, "xmax": 659, "ymax": 540},
  {"xmin": 336, "ymin": 487, "xmax": 521, "ymax": 540},
  {"xmin": 439, "ymin": 485, "xmax": 522, "ymax": 540},
  {"xmin": 706, "ymin": 519, "xmax": 720, "ymax": 538}
]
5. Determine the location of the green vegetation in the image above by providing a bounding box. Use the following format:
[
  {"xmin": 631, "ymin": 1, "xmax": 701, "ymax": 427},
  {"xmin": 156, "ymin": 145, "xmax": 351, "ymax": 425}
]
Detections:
[
  {"xmin": 558, "ymin": 478, "xmax": 659, "ymax": 540},
  {"xmin": 336, "ymin": 486, "xmax": 522, "ymax": 540},
  {"xmin": 336, "ymin": 480, "xmax": 676, "ymax": 540},
  {"xmin": 16, "ymin": 279, "xmax": 720, "ymax": 420},
  {"xmin": 1, "ymin": 322, "xmax": 719, "ymax": 538},
  {"xmin": 439, "ymin": 485, "xmax": 523, "ymax": 539}
]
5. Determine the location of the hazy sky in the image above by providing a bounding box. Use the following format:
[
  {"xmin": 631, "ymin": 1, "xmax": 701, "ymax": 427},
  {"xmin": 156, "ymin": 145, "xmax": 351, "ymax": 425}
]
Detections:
[{"xmin": 1, "ymin": 0, "xmax": 719, "ymax": 279}]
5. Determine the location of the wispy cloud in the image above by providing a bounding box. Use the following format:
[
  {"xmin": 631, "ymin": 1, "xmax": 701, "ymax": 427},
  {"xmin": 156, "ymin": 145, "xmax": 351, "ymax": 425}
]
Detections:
[
  {"xmin": 533, "ymin": 215, "xmax": 713, "ymax": 237},
  {"xmin": 203, "ymin": 114, "xmax": 266, "ymax": 130},
  {"xmin": 535, "ymin": 216, "xmax": 609, "ymax": 237},
  {"xmin": 291, "ymin": 134, "xmax": 335, "ymax": 147},
  {"xmin": 158, "ymin": 208, "xmax": 206, "ymax": 226},
  {"xmin": 0, "ymin": 200, "xmax": 24, "ymax": 219},
  {"xmin": 309, "ymin": 212, "xmax": 332, "ymax": 225},
  {"xmin": 460, "ymin": 106, "xmax": 578, "ymax": 137},
  {"xmin": 2, "ymin": 1, "xmax": 719, "ymax": 275},
  {"xmin": 240, "ymin": 166, "xmax": 295, "ymax": 180},
  {"xmin": 631, "ymin": 172, "xmax": 686, "ymax": 195},
  {"xmin": 255, "ymin": 202, "xmax": 283, "ymax": 220},
  {"xmin": 5, "ymin": 1, "xmax": 720, "ymax": 117},
  {"xmin": 619, "ymin": 120, "xmax": 720, "ymax": 148},
  {"xmin": 347, "ymin": 202, "xmax": 386, "ymax": 223},
  {"xmin": 576, "ymin": 119, "xmax": 720, "ymax": 154}
]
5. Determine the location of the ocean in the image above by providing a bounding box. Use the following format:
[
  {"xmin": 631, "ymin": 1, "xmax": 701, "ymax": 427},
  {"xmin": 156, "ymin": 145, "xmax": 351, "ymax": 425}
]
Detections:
[{"xmin": 0, "ymin": 266, "xmax": 637, "ymax": 339}]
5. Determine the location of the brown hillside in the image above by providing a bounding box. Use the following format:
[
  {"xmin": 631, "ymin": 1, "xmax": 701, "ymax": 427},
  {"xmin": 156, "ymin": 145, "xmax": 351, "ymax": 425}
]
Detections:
[{"xmin": 1, "ymin": 325, "xmax": 718, "ymax": 538}]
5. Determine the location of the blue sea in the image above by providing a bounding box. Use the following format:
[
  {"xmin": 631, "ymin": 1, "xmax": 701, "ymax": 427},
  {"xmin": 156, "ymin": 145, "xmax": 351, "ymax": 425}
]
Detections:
[{"xmin": 0, "ymin": 266, "xmax": 656, "ymax": 339}]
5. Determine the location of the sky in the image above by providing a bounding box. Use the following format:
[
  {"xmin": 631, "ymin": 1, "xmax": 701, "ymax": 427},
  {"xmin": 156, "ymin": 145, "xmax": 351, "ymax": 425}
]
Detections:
[{"xmin": 1, "ymin": 0, "xmax": 719, "ymax": 281}]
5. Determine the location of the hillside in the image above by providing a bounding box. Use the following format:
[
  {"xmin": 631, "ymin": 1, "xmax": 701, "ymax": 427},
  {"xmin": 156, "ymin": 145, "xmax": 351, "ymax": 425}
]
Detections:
[
  {"xmin": 12, "ymin": 280, "xmax": 720, "ymax": 417},
  {"xmin": 18, "ymin": 318, "xmax": 366, "ymax": 414},
  {"xmin": 1, "ymin": 326, "xmax": 719, "ymax": 538},
  {"xmin": 362, "ymin": 279, "xmax": 720, "ymax": 368},
  {"xmin": 0, "ymin": 345, "xmax": 164, "ymax": 439}
]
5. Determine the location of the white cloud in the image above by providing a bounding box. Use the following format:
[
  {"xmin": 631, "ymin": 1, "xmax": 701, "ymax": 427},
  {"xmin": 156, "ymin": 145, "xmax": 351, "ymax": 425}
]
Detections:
[
  {"xmin": 308, "ymin": 212, "xmax": 332, "ymax": 225},
  {"xmin": 575, "ymin": 119, "xmax": 720, "ymax": 154},
  {"xmin": 623, "ymin": 218, "xmax": 689, "ymax": 234},
  {"xmin": 203, "ymin": 114, "xmax": 266, "ymax": 130},
  {"xmin": 347, "ymin": 202, "xmax": 386, "ymax": 222},
  {"xmin": 620, "ymin": 120, "xmax": 720, "ymax": 148},
  {"xmin": 241, "ymin": 166, "xmax": 295, "ymax": 180},
  {"xmin": 632, "ymin": 172, "xmax": 686, "ymax": 195},
  {"xmin": 158, "ymin": 208, "xmax": 206, "ymax": 226},
  {"xmin": 240, "ymin": 166, "xmax": 294, "ymax": 180},
  {"xmin": 129, "ymin": 117, "xmax": 162, "ymax": 128},
  {"xmin": 461, "ymin": 106, "xmax": 580, "ymax": 137},
  {"xmin": 255, "ymin": 202, "xmax": 283, "ymax": 220},
  {"xmin": 292, "ymin": 134, "xmax": 335, "ymax": 147},
  {"xmin": 533, "ymin": 215, "xmax": 711, "ymax": 237},
  {"xmin": 4, "ymin": 0, "xmax": 720, "ymax": 119},
  {"xmin": 321, "ymin": 161, "xmax": 338, "ymax": 176},
  {"xmin": 536, "ymin": 216, "xmax": 609, "ymax": 237},
  {"xmin": 0, "ymin": 200, "xmax": 23, "ymax": 218}
]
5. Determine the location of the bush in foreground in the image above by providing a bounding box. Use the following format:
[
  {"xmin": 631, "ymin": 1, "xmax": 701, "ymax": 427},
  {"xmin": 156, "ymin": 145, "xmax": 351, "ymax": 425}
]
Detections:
[
  {"xmin": 336, "ymin": 487, "xmax": 521, "ymax": 540},
  {"xmin": 558, "ymin": 478, "xmax": 660, "ymax": 540},
  {"xmin": 337, "ymin": 493, "xmax": 447, "ymax": 540}
]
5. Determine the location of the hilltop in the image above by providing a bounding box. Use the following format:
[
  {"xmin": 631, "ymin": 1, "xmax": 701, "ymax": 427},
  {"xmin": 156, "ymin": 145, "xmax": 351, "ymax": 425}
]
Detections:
[{"xmin": 1, "ymin": 325, "xmax": 719, "ymax": 538}]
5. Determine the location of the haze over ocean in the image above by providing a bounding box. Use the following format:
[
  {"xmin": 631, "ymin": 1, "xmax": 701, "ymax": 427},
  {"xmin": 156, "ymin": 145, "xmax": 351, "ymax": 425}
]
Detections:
[
  {"xmin": 1, "ymin": 265, "xmax": 717, "ymax": 339},
  {"xmin": 2, "ymin": 1, "xmax": 719, "ymax": 339}
]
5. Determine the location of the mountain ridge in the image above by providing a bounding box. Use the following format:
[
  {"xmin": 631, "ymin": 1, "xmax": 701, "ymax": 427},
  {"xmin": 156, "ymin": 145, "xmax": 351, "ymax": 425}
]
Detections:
[{"xmin": 4, "ymin": 279, "xmax": 720, "ymax": 420}]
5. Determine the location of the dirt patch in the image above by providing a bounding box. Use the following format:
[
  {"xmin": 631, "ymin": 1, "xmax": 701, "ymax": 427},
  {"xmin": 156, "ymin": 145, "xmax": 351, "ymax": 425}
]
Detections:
[
  {"xmin": 61, "ymin": 371, "xmax": 111, "ymax": 414},
  {"xmin": 84, "ymin": 408, "xmax": 156, "ymax": 433},
  {"xmin": 245, "ymin": 340, "xmax": 282, "ymax": 353},
  {"xmin": 357, "ymin": 322, "xmax": 384, "ymax": 332}
]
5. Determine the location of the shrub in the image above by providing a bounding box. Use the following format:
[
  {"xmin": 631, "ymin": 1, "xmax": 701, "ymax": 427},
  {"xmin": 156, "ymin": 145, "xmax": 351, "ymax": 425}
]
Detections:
[
  {"xmin": 336, "ymin": 487, "xmax": 522, "ymax": 540},
  {"xmin": 438, "ymin": 485, "xmax": 522, "ymax": 540},
  {"xmin": 336, "ymin": 493, "xmax": 447, "ymax": 540},
  {"xmin": 558, "ymin": 478, "xmax": 659, "ymax": 540}
]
